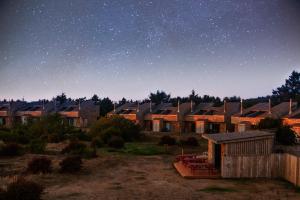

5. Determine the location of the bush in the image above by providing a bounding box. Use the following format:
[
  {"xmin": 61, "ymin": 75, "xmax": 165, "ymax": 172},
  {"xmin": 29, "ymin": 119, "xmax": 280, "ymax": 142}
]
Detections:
[
  {"xmin": 27, "ymin": 157, "xmax": 52, "ymax": 174},
  {"xmin": 61, "ymin": 141, "xmax": 87, "ymax": 154},
  {"xmin": 29, "ymin": 139, "xmax": 46, "ymax": 154},
  {"xmin": 108, "ymin": 136, "xmax": 124, "ymax": 149},
  {"xmin": 90, "ymin": 116, "xmax": 140, "ymax": 142},
  {"xmin": 258, "ymin": 117, "xmax": 282, "ymax": 129},
  {"xmin": 100, "ymin": 127, "xmax": 122, "ymax": 143},
  {"xmin": 276, "ymin": 126, "xmax": 296, "ymax": 145},
  {"xmin": 0, "ymin": 143, "xmax": 23, "ymax": 156},
  {"xmin": 91, "ymin": 137, "xmax": 103, "ymax": 148},
  {"xmin": 4, "ymin": 177, "xmax": 44, "ymax": 200},
  {"xmin": 59, "ymin": 156, "xmax": 82, "ymax": 173},
  {"xmin": 0, "ymin": 131, "xmax": 30, "ymax": 144},
  {"xmin": 180, "ymin": 137, "xmax": 199, "ymax": 146},
  {"xmin": 159, "ymin": 135, "xmax": 176, "ymax": 146}
]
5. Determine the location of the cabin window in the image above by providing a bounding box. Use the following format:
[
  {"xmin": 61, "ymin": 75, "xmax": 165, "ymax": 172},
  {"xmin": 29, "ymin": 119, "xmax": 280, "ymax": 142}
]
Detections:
[
  {"xmin": 0, "ymin": 118, "xmax": 5, "ymax": 125},
  {"xmin": 21, "ymin": 116, "xmax": 28, "ymax": 125},
  {"xmin": 238, "ymin": 124, "xmax": 246, "ymax": 132},
  {"xmin": 153, "ymin": 120, "xmax": 160, "ymax": 132}
]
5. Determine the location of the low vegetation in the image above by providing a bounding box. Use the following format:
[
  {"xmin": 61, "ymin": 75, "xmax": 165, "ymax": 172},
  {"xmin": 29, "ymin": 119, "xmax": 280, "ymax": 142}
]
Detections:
[
  {"xmin": 158, "ymin": 135, "xmax": 177, "ymax": 146},
  {"xmin": 180, "ymin": 137, "xmax": 199, "ymax": 146},
  {"xmin": 2, "ymin": 177, "xmax": 44, "ymax": 200},
  {"xmin": 0, "ymin": 143, "xmax": 24, "ymax": 157},
  {"xmin": 27, "ymin": 157, "xmax": 52, "ymax": 174},
  {"xmin": 59, "ymin": 156, "xmax": 82, "ymax": 173},
  {"xmin": 62, "ymin": 140, "xmax": 96, "ymax": 158}
]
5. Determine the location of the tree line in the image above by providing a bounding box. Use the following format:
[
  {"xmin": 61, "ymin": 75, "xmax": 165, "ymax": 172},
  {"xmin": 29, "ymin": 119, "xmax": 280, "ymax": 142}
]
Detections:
[{"xmin": 1, "ymin": 70, "xmax": 300, "ymax": 117}]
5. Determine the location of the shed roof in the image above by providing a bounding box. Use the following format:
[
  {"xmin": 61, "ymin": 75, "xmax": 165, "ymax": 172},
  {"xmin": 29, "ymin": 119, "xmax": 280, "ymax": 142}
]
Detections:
[{"xmin": 202, "ymin": 131, "xmax": 275, "ymax": 144}]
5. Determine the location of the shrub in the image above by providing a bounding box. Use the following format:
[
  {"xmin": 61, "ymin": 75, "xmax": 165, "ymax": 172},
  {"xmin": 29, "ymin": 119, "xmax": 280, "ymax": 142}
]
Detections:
[
  {"xmin": 0, "ymin": 143, "xmax": 23, "ymax": 156},
  {"xmin": 0, "ymin": 131, "xmax": 30, "ymax": 144},
  {"xmin": 258, "ymin": 117, "xmax": 282, "ymax": 129},
  {"xmin": 29, "ymin": 139, "xmax": 46, "ymax": 154},
  {"xmin": 159, "ymin": 135, "xmax": 177, "ymax": 146},
  {"xmin": 61, "ymin": 141, "xmax": 87, "ymax": 154},
  {"xmin": 91, "ymin": 137, "xmax": 103, "ymax": 148},
  {"xmin": 180, "ymin": 137, "xmax": 199, "ymax": 146},
  {"xmin": 276, "ymin": 126, "xmax": 296, "ymax": 145},
  {"xmin": 27, "ymin": 157, "xmax": 52, "ymax": 174},
  {"xmin": 100, "ymin": 127, "xmax": 122, "ymax": 143},
  {"xmin": 4, "ymin": 177, "xmax": 44, "ymax": 200},
  {"xmin": 108, "ymin": 136, "xmax": 124, "ymax": 149},
  {"xmin": 90, "ymin": 116, "xmax": 140, "ymax": 142},
  {"xmin": 59, "ymin": 156, "xmax": 82, "ymax": 173}
]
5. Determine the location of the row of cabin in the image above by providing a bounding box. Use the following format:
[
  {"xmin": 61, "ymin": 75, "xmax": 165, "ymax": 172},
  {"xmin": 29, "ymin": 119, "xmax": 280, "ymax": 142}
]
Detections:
[
  {"xmin": 108, "ymin": 100, "xmax": 300, "ymax": 136},
  {"xmin": 0, "ymin": 100, "xmax": 100, "ymax": 129}
]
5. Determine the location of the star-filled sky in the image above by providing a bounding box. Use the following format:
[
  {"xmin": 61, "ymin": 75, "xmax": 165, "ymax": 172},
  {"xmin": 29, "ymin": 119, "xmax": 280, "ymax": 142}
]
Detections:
[{"xmin": 0, "ymin": 0, "xmax": 300, "ymax": 101}]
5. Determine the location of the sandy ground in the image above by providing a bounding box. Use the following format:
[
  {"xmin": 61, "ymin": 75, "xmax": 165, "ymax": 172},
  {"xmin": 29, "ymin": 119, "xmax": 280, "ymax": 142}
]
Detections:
[{"xmin": 1, "ymin": 153, "xmax": 300, "ymax": 200}]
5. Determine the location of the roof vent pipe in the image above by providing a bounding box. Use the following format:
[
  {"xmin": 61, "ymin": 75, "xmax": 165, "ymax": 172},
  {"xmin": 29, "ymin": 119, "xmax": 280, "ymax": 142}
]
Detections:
[
  {"xmin": 240, "ymin": 99, "xmax": 243, "ymax": 115},
  {"xmin": 150, "ymin": 101, "xmax": 152, "ymax": 112},
  {"xmin": 190, "ymin": 100, "xmax": 193, "ymax": 113},
  {"xmin": 177, "ymin": 99, "xmax": 180, "ymax": 113},
  {"xmin": 289, "ymin": 98, "xmax": 293, "ymax": 115},
  {"xmin": 224, "ymin": 100, "xmax": 227, "ymax": 113},
  {"xmin": 268, "ymin": 98, "xmax": 272, "ymax": 114}
]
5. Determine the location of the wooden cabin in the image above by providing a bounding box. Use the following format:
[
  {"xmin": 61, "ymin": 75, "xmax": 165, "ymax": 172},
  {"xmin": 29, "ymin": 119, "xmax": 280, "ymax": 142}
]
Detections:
[
  {"xmin": 202, "ymin": 131, "xmax": 275, "ymax": 169},
  {"xmin": 0, "ymin": 101, "xmax": 26, "ymax": 128},
  {"xmin": 107, "ymin": 102, "xmax": 151, "ymax": 127},
  {"xmin": 144, "ymin": 102, "xmax": 191, "ymax": 133},
  {"xmin": 58, "ymin": 100, "xmax": 100, "ymax": 128},
  {"xmin": 283, "ymin": 106, "xmax": 300, "ymax": 137},
  {"xmin": 231, "ymin": 101, "xmax": 297, "ymax": 132},
  {"xmin": 184, "ymin": 102, "xmax": 240, "ymax": 134},
  {"xmin": 15, "ymin": 101, "xmax": 55, "ymax": 124}
]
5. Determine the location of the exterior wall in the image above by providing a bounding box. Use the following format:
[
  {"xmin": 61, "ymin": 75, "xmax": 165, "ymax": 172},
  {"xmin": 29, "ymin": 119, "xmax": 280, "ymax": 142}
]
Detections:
[
  {"xmin": 231, "ymin": 116, "xmax": 264, "ymax": 127},
  {"xmin": 185, "ymin": 115, "xmax": 225, "ymax": 123},
  {"xmin": 208, "ymin": 140, "xmax": 215, "ymax": 165},
  {"xmin": 283, "ymin": 118, "xmax": 300, "ymax": 136},
  {"xmin": 223, "ymin": 137, "xmax": 274, "ymax": 156}
]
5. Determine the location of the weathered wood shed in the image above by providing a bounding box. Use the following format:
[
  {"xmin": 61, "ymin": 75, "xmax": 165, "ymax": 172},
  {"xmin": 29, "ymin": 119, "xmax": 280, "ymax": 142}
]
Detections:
[{"xmin": 202, "ymin": 131, "xmax": 275, "ymax": 169}]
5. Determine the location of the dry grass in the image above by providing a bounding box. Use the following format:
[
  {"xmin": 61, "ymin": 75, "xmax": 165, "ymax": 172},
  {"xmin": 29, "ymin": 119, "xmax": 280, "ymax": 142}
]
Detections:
[{"xmin": 1, "ymin": 141, "xmax": 300, "ymax": 200}]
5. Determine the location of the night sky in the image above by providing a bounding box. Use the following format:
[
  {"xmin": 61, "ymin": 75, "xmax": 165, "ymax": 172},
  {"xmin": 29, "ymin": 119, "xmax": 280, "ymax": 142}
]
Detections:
[{"xmin": 0, "ymin": 0, "xmax": 300, "ymax": 101}]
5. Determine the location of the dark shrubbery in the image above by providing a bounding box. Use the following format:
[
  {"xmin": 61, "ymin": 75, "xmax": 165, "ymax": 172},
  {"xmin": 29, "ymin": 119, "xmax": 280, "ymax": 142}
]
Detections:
[
  {"xmin": 180, "ymin": 137, "xmax": 199, "ymax": 146},
  {"xmin": 61, "ymin": 141, "xmax": 87, "ymax": 154},
  {"xmin": 159, "ymin": 135, "xmax": 177, "ymax": 146},
  {"xmin": 108, "ymin": 136, "xmax": 124, "ymax": 149},
  {"xmin": 0, "ymin": 143, "xmax": 23, "ymax": 156},
  {"xmin": 27, "ymin": 157, "xmax": 52, "ymax": 174},
  {"xmin": 90, "ymin": 116, "xmax": 140, "ymax": 142},
  {"xmin": 258, "ymin": 117, "xmax": 282, "ymax": 129},
  {"xmin": 4, "ymin": 178, "xmax": 44, "ymax": 200},
  {"xmin": 62, "ymin": 141, "xmax": 96, "ymax": 158},
  {"xmin": 90, "ymin": 137, "xmax": 103, "ymax": 148},
  {"xmin": 59, "ymin": 156, "xmax": 82, "ymax": 173},
  {"xmin": 276, "ymin": 126, "xmax": 296, "ymax": 145},
  {"xmin": 29, "ymin": 139, "xmax": 46, "ymax": 154}
]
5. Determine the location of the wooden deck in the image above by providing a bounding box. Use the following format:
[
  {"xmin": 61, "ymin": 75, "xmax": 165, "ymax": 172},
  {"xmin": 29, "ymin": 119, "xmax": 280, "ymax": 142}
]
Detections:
[{"xmin": 174, "ymin": 161, "xmax": 221, "ymax": 179}]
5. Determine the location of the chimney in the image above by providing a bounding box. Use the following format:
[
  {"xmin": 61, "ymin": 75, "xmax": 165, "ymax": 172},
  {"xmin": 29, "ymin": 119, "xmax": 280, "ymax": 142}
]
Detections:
[
  {"xmin": 42, "ymin": 100, "xmax": 45, "ymax": 111},
  {"xmin": 177, "ymin": 99, "xmax": 180, "ymax": 113},
  {"xmin": 137, "ymin": 101, "xmax": 140, "ymax": 113},
  {"xmin": 289, "ymin": 98, "xmax": 293, "ymax": 115},
  {"xmin": 240, "ymin": 99, "xmax": 243, "ymax": 115},
  {"xmin": 150, "ymin": 101, "xmax": 152, "ymax": 112},
  {"xmin": 223, "ymin": 100, "xmax": 227, "ymax": 113},
  {"xmin": 54, "ymin": 99, "xmax": 57, "ymax": 113},
  {"xmin": 268, "ymin": 98, "xmax": 272, "ymax": 114},
  {"xmin": 78, "ymin": 100, "xmax": 81, "ymax": 111},
  {"xmin": 113, "ymin": 102, "xmax": 116, "ymax": 113},
  {"xmin": 190, "ymin": 100, "xmax": 193, "ymax": 113}
]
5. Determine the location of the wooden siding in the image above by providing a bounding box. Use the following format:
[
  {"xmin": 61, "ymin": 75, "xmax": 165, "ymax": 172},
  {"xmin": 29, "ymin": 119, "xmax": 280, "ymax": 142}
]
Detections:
[
  {"xmin": 224, "ymin": 138, "xmax": 273, "ymax": 156},
  {"xmin": 16, "ymin": 111, "xmax": 43, "ymax": 117},
  {"xmin": 59, "ymin": 111, "xmax": 79, "ymax": 118},
  {"xmin": 185, "ymin": 115, "xmax": 225, "ymax": 123},
  {"xmin": 0, "ymin": 111, "xmax": 8, "ymax": 117},
  {"xmin": 221, "ymin": 153, "xmax": 300, "ymax": 187}
]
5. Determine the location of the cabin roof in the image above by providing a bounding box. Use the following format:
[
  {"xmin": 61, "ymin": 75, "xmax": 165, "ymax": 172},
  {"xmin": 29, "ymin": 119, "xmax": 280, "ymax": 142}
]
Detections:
[{"xmin": 202, "ymin": 131, "xmax": 275, "ymax": 144}]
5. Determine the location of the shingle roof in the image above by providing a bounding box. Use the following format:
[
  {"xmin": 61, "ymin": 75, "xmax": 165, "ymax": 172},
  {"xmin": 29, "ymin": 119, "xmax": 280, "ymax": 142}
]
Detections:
[{"xmin": 202, "ymin": 131, "xmax": 275, "ymax": 144}]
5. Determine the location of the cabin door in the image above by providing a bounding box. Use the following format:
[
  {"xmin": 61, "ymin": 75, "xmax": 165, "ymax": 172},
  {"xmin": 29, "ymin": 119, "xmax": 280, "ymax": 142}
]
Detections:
[{"xmin": 214, "ymin": 144, "xmax": 221, "ymax": 169}]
